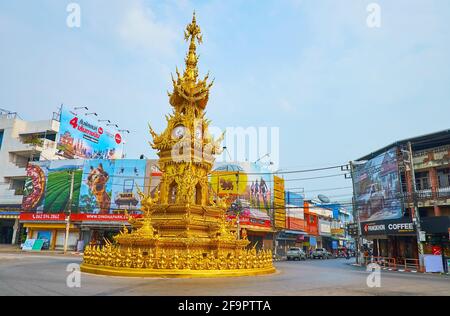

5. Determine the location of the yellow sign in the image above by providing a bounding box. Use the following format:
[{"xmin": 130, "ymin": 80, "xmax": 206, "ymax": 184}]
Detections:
[
  {"xmin": 273, "ymin": 176, "xmax": 286, "ymax": 229},
  {"xmin": 331, "ymin": 228, "xmax": 345, "ymax": 235},
  {"xmin": 210, "ymin": 171, "xmax": 248, "ymax": 196}
]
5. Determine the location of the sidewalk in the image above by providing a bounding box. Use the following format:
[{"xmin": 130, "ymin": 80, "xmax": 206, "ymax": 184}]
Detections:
[
  {"xmin": 0, "ymin": 244, "xmax": 82, "ymax": 257},
  {"xmin": 349, "ymin": 261, "xmax": 450, "ymax": 277}
]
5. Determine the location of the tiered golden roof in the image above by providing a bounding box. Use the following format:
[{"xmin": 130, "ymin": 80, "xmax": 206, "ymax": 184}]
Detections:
[{"xmin": 81, "ymin": 13, "xmax": 274, "ymax": 277}]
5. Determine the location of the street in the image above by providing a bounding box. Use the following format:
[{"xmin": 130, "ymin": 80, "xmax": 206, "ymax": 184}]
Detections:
[{"xmin": 0, "ymin": 253, "xmax": 448, "ymax": 296}]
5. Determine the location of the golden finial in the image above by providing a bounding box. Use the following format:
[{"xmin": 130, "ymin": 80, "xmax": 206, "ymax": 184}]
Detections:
[{"xmin": 184, "ymin": 11, "xmax": 202, "ymax": 45}]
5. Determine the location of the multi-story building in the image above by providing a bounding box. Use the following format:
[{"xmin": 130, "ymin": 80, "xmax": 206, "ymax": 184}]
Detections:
[
  {"xmin": 0, "ymin": 109, "xmax": 60, "ymax": 244},
  {"xmin": 353, "ymin": 129, "xmax": 450, "ymax": 272}
]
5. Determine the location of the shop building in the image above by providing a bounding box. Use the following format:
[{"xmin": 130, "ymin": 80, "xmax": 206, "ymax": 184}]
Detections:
[
  {"xmin": 275, "ymin": 191, "xmax": 308, "ymax": 255},
  {"xmin": 354, "ymin": 129, "xmax": 450, "ymax": 272},
  {"xmin": 0, "ymin": 109, "xmax": 60, "ymax": 244}
]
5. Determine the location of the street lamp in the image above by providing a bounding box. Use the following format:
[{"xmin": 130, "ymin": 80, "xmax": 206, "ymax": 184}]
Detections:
[
  {"xmin": 107, "ymin": 123, "xmax": 119, "ymax": 129},
  {"xmin": 98, "ymin": 119, "xmax": 111, "ymax": 123},
  {"xmin": 74, "ymin": 106, "xmax": 88, "ymax": 111},
  {"xmin": 222, "ymin": 146, "xmax": 232, "ymax": 162},
  {"xmin": 85, "ymin": 112, "xmax": 98, "ymax": 117},
  {"xmin": 255, "ymin": 153, "xmax": 270, "ymax": 164}
]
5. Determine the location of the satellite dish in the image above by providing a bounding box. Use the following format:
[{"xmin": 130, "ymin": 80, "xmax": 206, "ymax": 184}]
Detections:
[{"xmin": 318, "ymin": 194, "xmax": 330, "ymax": 204}]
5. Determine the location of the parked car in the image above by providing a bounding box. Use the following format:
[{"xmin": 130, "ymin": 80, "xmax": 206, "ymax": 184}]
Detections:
[
  {"xmin": 311, "ymin": 248, "xmax": 332, "ymax": 259},
  {"xmin": 286, "ymin": 247, "xmax": 307, "ymax": 261}
]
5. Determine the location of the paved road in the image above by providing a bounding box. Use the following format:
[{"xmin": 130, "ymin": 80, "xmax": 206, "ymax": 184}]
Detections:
[{"xmin": 0, "ymin": 253, "xmax": 449, "ymax": 295}]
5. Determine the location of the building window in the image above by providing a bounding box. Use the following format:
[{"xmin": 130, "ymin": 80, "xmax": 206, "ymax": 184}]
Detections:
[
  {"xmin": 415, "ymin": 171, "xmax": 430, "ymax": 190},
  {"xmin": 437, "ymin": 168, "xmax": 450, "ymax": 188}
]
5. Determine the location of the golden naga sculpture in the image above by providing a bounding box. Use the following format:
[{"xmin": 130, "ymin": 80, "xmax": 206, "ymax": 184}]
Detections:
[{"xmin": 80, "ymin": 12, "xmax": 275, "ymax": 277}]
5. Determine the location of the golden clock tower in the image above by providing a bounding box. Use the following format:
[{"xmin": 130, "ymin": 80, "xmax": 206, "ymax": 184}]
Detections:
[{"xmin": 81, "ymin": 13, "xmax": 275, "ymax": 277}]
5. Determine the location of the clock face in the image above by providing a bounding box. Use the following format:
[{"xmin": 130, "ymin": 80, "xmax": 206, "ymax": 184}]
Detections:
[
  {"xmin": 195, "ymin": 126, "xmax": 203, "ymax": 140},
  {"xmin": 172, "ymin": 125, "xmax": 185, "ymax": 139}
]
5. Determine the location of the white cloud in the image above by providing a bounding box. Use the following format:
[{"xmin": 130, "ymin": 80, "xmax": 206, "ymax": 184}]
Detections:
[
  {"xmin": 279, "ymin": 99, "xmax": 296, "ymax": 113},
  {"xmin": 118, "ymin": 1, "xmax": 178, "ymax": 56}
]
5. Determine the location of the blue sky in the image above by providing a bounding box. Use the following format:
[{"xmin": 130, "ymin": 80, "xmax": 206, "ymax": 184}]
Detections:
[{"xmin": 1, "ymin": 0, "xmax": 450, "ymax": 202}]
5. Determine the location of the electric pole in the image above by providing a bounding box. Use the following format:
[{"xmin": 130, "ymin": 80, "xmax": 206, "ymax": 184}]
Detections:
[
  {"xmin": 235, "ymin": 172, "xmax": 240, "ymax": 240},
  {"xmin": 349, "ymin": 161, "xmax": 364, "ymax": 265},
  {"xmin": 406, "ymin": 142, "xmax": 425, "ymax": 271},
  {"xmin": 63, "ymin": 170, "xmax": 75, "ymax": 254}
]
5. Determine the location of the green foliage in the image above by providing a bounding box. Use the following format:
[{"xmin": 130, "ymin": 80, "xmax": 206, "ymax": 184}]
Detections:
[{"xmin": 43, "ymin": 170, "xmax": 82, "ymax": 213}]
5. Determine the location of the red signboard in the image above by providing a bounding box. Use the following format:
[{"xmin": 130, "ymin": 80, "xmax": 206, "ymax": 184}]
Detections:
[
  {"xmin": 19, "ymin": 212, "xmax": 66, "ymax": 221},
  {"xmin": 227, "ymin": 214, "xmax": 271, "ymax": 229},
  {"xmin": 432, "ymin": 246, "xmax": 442, "ymax": 256},
  {"xmin": 19, "ymin": 212, "xmax": 142, "ymax": 222},
  {"xmin": 70, "ymin": 213, "xmax": 141, "ymax": 221}
]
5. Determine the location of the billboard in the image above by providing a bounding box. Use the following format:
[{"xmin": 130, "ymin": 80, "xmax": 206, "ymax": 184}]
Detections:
[
  {"xmin": 44, "ymin": 160, "xmax": 83, "ymax": 213},
  {"xmin": 273, "ymin": 176, "xmax": 286, "ymax": 229},
  {"xmin": 56, "ymin": 106, "xmax": 123, "ymax": 160},
  {"xmin": 78, "ymin": 159, "xmax": 115, "ymax": 214},
  {"xmin": 22, "ymin": 161, "xmax": 50, "ymax": 211},
  {"xmin": 21, "ymin": 159, "xmax": 162, "ymax": 217},
  {"xmin": 210, "ymin": 162, "xmax": 272, "ymax": 228},
  {"xmin": 354, "ymin": 147, "xmax": 403, "ymax": 222},
  {"xmin": 285, "ymin": 191, "xmax": 305, "ymax": 231},
  {"xmin": 110, "ymin": 159, "xmax": 147, "ymax": 213}
]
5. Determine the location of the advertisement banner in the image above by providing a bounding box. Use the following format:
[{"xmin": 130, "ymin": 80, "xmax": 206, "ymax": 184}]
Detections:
[
  {"xmin": 354, "ymin": 147, "xmax": 403, "ymax": 222},
  {"xmin": 144, "ymin": 160, "xmax": 162, "ymax": 198},
  {"xmin": 285, "ymin": 191, "xmax": 305, "ymax": 231},
  {"xmin": 44, "ymin": 160, "xmax": 83, "ymax": 213},
  {"xmin": 211, "ymin": 162, "xmax": 272, "ymax": 229},
  {"xmin": 78, "ymin": 159, "xmax": 115, "ymax": 214},
  {"xmin": 56, "ymin": 106, "xmax": 123, "ymax": 160},
  {"xmin": 110, "ymin": 160, "xmax": 147, "ymax": 213},
  {"xmin": 22, "ymin": 161, "xmax": 50, "ymax": 211},
  {"xmin": 273, "ymin": 176, "xmax": 286, "ymax": 229}
]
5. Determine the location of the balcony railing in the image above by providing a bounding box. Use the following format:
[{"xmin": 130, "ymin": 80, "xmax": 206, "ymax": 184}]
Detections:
[{"xmin": 403, "ymin": 187, "xmax": 450, "ymax": 201}]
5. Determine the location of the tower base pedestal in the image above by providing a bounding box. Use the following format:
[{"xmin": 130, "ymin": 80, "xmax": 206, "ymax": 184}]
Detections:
[{"xmin": 80, "ymin": 263, "xmax": 276, "ymax": 278}]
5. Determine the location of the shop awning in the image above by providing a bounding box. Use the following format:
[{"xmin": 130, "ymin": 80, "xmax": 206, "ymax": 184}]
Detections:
[
  {"xmin": 282, "ymin": 230, "xmax": 308, "ymax": 235},
  {"xmin": 0, "ymin": 211, "xmax": 20, "ymax": 219},
  {"xmin": 23, "ymin": 223, "xmax": 76, "ymax": 230}
]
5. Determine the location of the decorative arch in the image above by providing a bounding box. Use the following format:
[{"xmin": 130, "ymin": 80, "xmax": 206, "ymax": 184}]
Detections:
[
  {"xmin": 195, "ymin": 182, "xmax": 202, "ymax": 205},
  {"xmin": 169, "ymin": 180, "xmax": 178, "ymax": 204}
]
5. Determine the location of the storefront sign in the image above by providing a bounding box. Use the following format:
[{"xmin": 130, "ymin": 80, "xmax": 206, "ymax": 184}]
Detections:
[
  {"xmin": 309, "ymin": 206, "xmax": 333, "ymax": 218},
  {"xmin": 424, "ymin": 255, "xmax": 444, "ymax": 273},
  {"xmin": 319, "ymin": 219, "xmax": 332, "ymax": 236},
  {"xmin": 361, "ymin": 218, "xmax": 415, "ymax": 236},
  {"xmin": 22, "ymin": 239, "xmax": 36, "ymax": 251},
  {"xmin": 331, "ymin": 228, "xmax": 345, "ymax": 236},
  {"xmin": 70, "ymin": 213, "xmax": 142, "ymax": 222},
  {"xmin": 432, "ymin": 246, "xmax": 442, "ymax": 256},
  {"xmin": 19, "ymin": 213, "xmax": 66, "ymax": 221}
]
